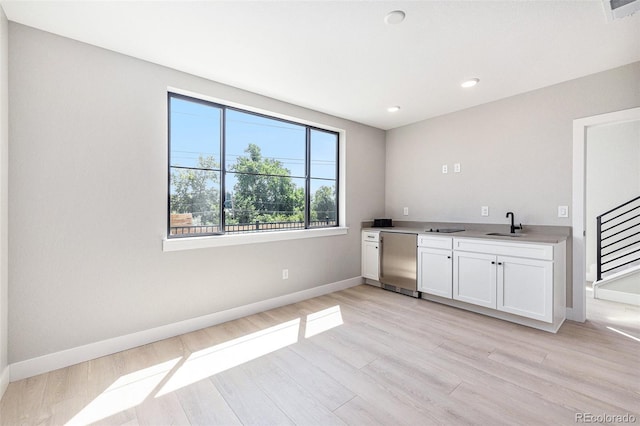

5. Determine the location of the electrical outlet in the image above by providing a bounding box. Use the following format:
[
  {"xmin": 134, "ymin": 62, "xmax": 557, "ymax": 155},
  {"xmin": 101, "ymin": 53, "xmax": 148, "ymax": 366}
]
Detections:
[
  {"xmin": 282, "ymin": 269, "xmax": 289, "ymax": 279},
  {"xmin": 442, "ymin": 165, "xmax": 448, "ymax": 174},
  {"xmin": 558, "ymin": 206, "xmax": 569, "ymax": 218},
  {"xmin": 454, "ymin": 163, "xmax": 461, "ymax": 173},
  {"xmin": 403, "ymin": 207, "xmax": 409, "ymax": 216},
  {"xmin": 481, "ymin": 206, "xmax": 489, "ymax": 216}
]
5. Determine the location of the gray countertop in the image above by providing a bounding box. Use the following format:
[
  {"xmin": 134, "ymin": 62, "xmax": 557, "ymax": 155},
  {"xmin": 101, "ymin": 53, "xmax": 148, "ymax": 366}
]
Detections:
[{"xmin": 362, "ymin": 224, "xmax": 569, "ymax": 244}]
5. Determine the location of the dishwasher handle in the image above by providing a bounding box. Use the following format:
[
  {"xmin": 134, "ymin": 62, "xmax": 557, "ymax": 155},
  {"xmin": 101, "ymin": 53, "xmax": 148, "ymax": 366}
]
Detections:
[{"xmin": 379, "ymin": 236, "xmax": 384, "ymax": 278}]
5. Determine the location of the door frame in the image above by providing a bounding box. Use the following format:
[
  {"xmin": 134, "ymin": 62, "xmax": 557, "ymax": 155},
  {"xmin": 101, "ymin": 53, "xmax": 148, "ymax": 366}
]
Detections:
[{"xmin": 571, "ymin": 106, "xmax": 640, "ymax": 322}]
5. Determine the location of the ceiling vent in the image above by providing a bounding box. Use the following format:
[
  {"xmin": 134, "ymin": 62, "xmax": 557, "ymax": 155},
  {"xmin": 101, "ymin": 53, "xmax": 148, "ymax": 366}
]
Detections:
[{"xmin": 602, "ymin": 0, "xmax": 640, "ymax": 21}]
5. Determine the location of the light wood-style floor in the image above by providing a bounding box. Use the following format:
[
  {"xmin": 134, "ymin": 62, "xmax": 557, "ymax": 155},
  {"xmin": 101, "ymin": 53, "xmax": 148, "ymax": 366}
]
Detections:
[{"xmin": 1, "ymin": 284, "xmax": 639, "ymax": 425}]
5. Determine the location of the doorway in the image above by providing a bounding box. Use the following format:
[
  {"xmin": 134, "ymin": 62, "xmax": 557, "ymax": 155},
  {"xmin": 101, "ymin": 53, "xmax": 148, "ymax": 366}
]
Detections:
[{"xmin": 572, "ymin": 107, "xmax": 640, "ymax": 322}]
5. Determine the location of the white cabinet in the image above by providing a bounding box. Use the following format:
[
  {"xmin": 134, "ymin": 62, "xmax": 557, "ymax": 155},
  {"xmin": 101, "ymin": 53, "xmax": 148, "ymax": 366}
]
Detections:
[
  {"xmin": 453, "ymin": 251, "xmax": 497, "ymax": 309},
  {"xmin": 362, "ymin": 231, "xmax": 380, "ymax": 280},
  {"xmin": 497, "ymin": 255, "xmax": 553, "ymax": 323},
  {"xmin": 453, "ymin": 251, "xmax": 553, "ymax": 321},
  {"xmin": 417, "ymin": 235, "xmax": 453, "ymax": 298},
  {"xmin": 452, "ymin": 238, "xmax": 563, "ymax": 324}
]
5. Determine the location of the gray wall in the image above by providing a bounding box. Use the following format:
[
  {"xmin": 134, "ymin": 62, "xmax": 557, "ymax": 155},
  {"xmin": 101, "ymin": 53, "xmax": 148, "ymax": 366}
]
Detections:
[
  {"xmin": 8, "ymin": 23, "xmax": 385, "ymax": 363},
  {"xmin": 385, "ymin": 62, "xmax": 640, "ymax": 226},
  {"xmin": 586, "ymin": 121, "xmax": 640, "ymax": 279},
  {"xmin": 385, "ymin": 61, "xmax": 640, "ymax": 307},
  {"xmin": 0, "ymin": 7, "xmax": 8, "ymax": 388}
]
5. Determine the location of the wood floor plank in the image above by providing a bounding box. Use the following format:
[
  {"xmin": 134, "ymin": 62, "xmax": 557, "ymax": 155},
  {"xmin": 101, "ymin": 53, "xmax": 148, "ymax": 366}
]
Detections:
[
  {"xmin": 332, "ymin": 395, "xmax": 397, "ymax": 426},
  {"xmin": 83, "ymin": 352, "xmax": 138, "ymax": 426},
  {"xmin": 174, "ymin": 378, "xmax": 242, "ymax": 426},
  {"xmin": 358, "ymin": 356, "xmax": 490, "ymax": 425},
  {"xmin": 449, "ymin": 381, "xmax": 547, "ymax": 426},
  {"xmin": 133, "ymin": 391, "xmax": 190, "ymax": 426},
  {"xmin": 266, "ymin": 347, "xmax": 356, "ymax": 412},
  {"xmin": 46, "ymin": 394, "xmax": 91, "ymax": 426},
  {"xmin": 436, "ymin": 338, "xmax": 639, "ymax": 418},
  {"xmin": 242, "ymin": 356, "xmax": 346, "ymax": 426},
  {"xmin": 18, "ymin": 372, "xmax": 50, "ymax": 424},
  {"xmin": 0, "ymin": 379, "xmax": 22, "ymax": 425},
  {"xmin": 288, "ymin": 338, "xmax": 442, "ymax": 425},
  {"xmin": 211, "ymin": 365, "xmax": 295, "ymax": 426}
]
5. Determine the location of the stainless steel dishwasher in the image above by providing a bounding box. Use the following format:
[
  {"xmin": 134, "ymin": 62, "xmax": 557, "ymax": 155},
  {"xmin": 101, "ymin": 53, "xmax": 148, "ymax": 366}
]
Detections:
[{"xmin": 379, "ymin": 232, "xmax": 418, "ymax": 297}]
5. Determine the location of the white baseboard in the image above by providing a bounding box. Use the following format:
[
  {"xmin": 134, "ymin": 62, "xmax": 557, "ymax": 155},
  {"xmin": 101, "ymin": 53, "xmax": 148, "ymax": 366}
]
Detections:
[
  {"xmin": 10, "ymin": 277, "xmax": 362, "ymax": 382},
  {"xmin": 595, "ymin": 288, "xmax": 640, "ymax": 306},
  {"xmin": 0, "ymin": 364, "xmax": 8, "ymax": 400}
]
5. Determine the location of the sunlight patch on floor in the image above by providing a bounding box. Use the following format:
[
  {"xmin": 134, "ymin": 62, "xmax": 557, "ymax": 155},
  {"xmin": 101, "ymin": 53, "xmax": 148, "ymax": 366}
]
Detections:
[
  {"xmin": 156, "ymin": 318, "xmax": 301, "ymax": 396},
  {"xmin": 305, "ymin": 305, "xmax": 343, "ymax": 338},
  {"xmin": 65, "ymin": 357, "xmax": 181, "ymax": 425},
  {"xmin": 606, "ymin": 326, "xmax": 640, "ymax": 343},
  {"xmin": 61, "ymin": 305, "xmax": 344, "ymax": 423}
]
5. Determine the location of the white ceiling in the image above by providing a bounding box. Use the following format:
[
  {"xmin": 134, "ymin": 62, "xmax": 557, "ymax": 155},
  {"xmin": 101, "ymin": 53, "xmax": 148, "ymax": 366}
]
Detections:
[{"xmin": 1, "ymin": 1, "xmax": 639, "ymax": 130}]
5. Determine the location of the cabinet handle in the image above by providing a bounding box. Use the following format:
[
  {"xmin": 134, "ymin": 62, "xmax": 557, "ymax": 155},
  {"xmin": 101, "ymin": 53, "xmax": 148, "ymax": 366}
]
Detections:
[
  {"xmin": 491, "ymin": 261, "xmax": 496, "ymax": 265},
  {"xmin": 498, "ymin": 262, "xmax": 503, "ymax": 266},
  {"xmin": 447, "ymin": 256, "xmax": 451, "ymax": 259}
]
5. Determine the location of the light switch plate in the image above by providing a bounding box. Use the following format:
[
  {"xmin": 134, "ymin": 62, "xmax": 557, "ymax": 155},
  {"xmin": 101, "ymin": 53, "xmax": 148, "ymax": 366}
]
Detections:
[
  {"xmin": 558, "ymin": 206, "xmax": 569, "ymax": 218},
  {"xmin": 481, "ymin": 206, "xmax": 489, "ymax": 216},
  {"xmin": 442, "ymin": 165, "xmax": 448, "ymax": 174}
]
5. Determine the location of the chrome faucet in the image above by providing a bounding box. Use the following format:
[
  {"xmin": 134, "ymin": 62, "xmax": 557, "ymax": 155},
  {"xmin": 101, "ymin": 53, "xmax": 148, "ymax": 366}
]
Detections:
[{"xmin": 506, "ymin": 212, "xmax": 522, "ymax": 234}]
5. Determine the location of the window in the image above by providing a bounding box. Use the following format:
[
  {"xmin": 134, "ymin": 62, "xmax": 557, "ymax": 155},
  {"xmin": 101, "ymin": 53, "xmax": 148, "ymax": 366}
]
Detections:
[{"xmin": 168, "ymin": 93, "xmax": 339, "ymax": 238}]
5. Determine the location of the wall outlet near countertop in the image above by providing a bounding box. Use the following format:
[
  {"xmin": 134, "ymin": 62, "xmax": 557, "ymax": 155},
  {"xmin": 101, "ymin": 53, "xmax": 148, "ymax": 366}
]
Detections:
[
  {"xmin": 403, "ymin": 207, "xmax": 409, "ymax": 216},
  {"xmin": 481, "ymin": 206, "xmax": 489, "ymax": 216},
  {"xmin": 558, "ymin": 206, "xmax": 569, "ymax": 218},
  {"xmin": 282, "ymin": 269, "xmax": 289, "ymax": 279},
  {"xmin": 454, "ymin": 163, "xmax": 461, "ymax": 173},
  {"xmin": 442, "ymin": 165, "xmax": 448, "ymax": 174}
]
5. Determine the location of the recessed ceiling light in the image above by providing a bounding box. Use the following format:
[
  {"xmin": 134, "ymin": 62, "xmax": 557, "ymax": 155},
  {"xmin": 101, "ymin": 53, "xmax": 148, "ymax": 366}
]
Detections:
[
  {"xmin": 387, "ymin": 106, "xmax": 401, "ymax": 113},
  {"xmin": 461, "ymin": 78, "xmax": 480, "ymax": 88},
  {"xmin": 384, "ymin": 10, "xmax": 406, "ymax": 25}
]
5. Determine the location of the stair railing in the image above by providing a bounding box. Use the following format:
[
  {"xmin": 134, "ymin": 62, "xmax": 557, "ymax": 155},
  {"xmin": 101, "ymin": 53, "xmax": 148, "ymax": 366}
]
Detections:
[{"xmin": 596, "ymin": 195, "xmax": 640, "ymax": 281}]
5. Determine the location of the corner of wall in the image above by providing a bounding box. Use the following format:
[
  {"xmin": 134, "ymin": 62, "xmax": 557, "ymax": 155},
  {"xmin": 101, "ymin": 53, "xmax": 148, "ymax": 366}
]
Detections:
[
  {"xmin": 0, "ymin": 364, "xmax": 8, "ymax": 399},
  {"xmin": 0, "ymin": 4, "xmax": 9, "ymax": 399}
]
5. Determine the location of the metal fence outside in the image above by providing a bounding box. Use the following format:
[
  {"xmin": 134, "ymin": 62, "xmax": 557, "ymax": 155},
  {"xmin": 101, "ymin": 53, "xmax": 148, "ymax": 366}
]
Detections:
[{"xmin": 170, "ymin": 219, "xmax": 337, "ymax": 236}]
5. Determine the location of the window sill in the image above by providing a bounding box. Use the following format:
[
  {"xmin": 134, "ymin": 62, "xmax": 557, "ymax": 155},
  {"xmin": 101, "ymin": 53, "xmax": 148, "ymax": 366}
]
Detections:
[{"xmin": 163, "ymin": 226, "xmax": 349, "ymax": 252}]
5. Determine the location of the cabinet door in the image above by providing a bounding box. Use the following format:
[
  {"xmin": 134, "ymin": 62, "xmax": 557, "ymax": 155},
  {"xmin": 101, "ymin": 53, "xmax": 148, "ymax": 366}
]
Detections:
[
  {"xmin": 362, "ymin": 241, "xmax": 379, "ymax": 280},
  {"xmin": 497, "ymin": 256, "xmax": 553, "ymax": 323},
  {"xmin": 418, "ymin": 247, "xmax": 452, "ymax": 298},
  {"xmin": 453, "ymin": 251, "xmax": 496, "ymax": 308}
]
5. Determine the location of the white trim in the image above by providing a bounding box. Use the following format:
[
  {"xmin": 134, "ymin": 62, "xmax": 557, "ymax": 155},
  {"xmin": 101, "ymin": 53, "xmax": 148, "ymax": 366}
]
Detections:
[
  {"xmin": 596, "ymin": 287, "xmax": 640, "ymax": 306},
  {"xmin": 164, "ymin": 226, "xmax": 349, "ymax": 251},
  {"xmin": 601, "ymin": 0, "xmax": 640, "ymax": 22},
  {"xmin": 0, "ymin": 365, "xmax": 8, "ymax": 399},
  {"xmin": 9, "ymin": 277, "xmax": 362, "ymax": 381},
  {"xmin": 572, "ymin": 107, "xmax": 640, "ymax": 323}
]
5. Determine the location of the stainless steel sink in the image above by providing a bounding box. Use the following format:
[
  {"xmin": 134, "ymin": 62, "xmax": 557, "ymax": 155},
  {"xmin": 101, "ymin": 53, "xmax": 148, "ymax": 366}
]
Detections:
[{"xmin": 485, "ymin": 232, "xmax": 526, "ymax": 237}]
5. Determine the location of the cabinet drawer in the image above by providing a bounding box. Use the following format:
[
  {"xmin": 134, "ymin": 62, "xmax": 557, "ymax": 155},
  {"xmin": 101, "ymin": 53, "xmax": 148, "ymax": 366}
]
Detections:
[
  {"xmin": 453, "ymin": 238, "xmax": 553, "ymax": 260},
  {"xmin": 362, "ymin": 231, "xmax": 380, "ymax": 242},
  {"xmin": 418, "ymin": 235, "xmax": 453, "ymax": 249}
]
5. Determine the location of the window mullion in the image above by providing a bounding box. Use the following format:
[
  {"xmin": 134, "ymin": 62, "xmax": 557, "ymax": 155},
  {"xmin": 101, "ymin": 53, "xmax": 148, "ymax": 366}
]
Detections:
[
  {"xmin": 305, "ymin": 127, "xmax": 311, "ymax": 229},
  {"xmin": 220, "ymin": 107, "xmax": 226, "ymax": 234}
]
